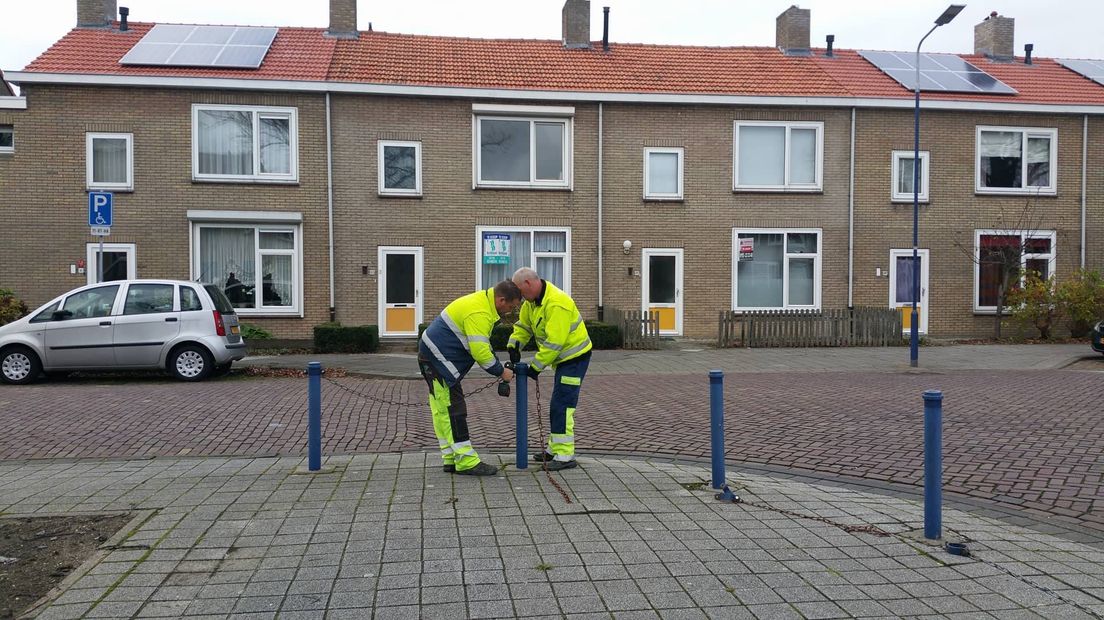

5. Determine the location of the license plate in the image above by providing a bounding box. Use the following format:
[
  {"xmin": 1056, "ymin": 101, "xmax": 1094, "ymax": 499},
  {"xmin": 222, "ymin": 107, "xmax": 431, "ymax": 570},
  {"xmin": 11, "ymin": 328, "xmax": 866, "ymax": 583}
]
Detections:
[{"xmin": 230, "ymin": 326, "xmax": 240, "ymax": 335}]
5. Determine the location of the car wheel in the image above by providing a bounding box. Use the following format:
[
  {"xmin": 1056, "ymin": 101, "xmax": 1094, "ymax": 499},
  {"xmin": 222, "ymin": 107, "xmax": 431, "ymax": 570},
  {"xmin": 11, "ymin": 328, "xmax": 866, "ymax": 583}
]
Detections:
[
  {"xmin": 1, "ymin": 346, "xmax": 42, "ymax": 385},
  {"xmin": 211, "ymin": 362, "xmax": 233, "ymax": 377},
  {"xmin": 169, "ymin": 345, "xmax": 213, "ymax": 382}
]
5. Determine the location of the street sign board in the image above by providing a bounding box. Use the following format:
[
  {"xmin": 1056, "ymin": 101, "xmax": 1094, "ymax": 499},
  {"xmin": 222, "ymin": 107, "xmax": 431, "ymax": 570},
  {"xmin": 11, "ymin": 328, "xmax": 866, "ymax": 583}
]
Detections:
[
  {"xmin": 91, "ymin": 226, "xmax": 111, "ymax": 237},
  {"xmin": 88, "ymin": 192, "xmax": 113, "ymax": 227}
]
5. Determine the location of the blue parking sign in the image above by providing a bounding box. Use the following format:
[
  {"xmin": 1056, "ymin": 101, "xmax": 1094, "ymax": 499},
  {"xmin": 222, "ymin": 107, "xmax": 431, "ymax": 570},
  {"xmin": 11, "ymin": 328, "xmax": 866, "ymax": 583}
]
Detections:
[{"xmin": 88, "ymin": 192, "xmax": 113, "ymax": 227}]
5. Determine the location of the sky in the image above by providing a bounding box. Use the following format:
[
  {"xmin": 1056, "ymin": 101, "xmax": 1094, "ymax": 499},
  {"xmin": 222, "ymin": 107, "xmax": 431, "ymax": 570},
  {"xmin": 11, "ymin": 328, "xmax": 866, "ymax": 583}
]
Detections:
[{"xmin": 3, "ymin": 0, "xmax": 1102, "ymax": 91}]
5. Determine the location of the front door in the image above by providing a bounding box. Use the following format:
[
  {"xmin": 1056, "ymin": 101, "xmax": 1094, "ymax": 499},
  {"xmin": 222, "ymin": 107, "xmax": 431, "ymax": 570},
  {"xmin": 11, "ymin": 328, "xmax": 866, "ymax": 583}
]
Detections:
[
  {"xmin": 378, "ymin": 246, "xmax": 423, "ymax": 337},
  {"xmin": 642, "ymin": 249, "xmax": 683, "ymax": 336},
  {"xmin": 890, "ymin": 249, "xmax": 929, "ymax": 335}
]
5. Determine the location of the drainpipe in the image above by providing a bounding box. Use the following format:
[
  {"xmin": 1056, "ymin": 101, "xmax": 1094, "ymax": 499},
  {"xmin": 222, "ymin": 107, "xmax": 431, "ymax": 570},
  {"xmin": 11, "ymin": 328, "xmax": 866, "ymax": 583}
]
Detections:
[
  {"xmin": 326, "ymin": 92, "xmax": 336, "ymax": 322},
  {"xmin": 847, "ymin": 107, "xmax": 855, "ymax": 308},
  {"xmin": 1081, "ymin": 114, "xmax": 1087, "ymax": 269},
  {"xmin": 597, "ymin": 102, "xmax": 604, "ymax": 321}
]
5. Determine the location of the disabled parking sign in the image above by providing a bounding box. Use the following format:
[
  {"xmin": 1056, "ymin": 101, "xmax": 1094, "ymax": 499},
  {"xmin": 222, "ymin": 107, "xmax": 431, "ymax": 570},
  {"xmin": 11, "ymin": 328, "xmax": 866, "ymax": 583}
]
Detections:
[{"xmin": 88, "ymin": 192, "xmax": 113, "ymax": 227}]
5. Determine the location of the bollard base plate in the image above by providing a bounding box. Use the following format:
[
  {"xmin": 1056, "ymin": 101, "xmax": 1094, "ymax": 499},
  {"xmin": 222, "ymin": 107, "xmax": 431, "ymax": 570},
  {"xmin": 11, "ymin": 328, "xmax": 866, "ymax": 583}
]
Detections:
[{"xmin": 293, "ymin": 465, "xmax": 337, "ymax": 475}]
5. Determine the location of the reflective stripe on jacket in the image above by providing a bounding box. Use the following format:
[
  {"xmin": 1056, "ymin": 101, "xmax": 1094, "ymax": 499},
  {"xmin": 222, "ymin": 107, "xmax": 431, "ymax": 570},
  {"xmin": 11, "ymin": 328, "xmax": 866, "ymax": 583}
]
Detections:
[
  {"xmin": 508, "ymin": 281, "xmax": 591, "ymax": 372},
  {"xmin": 420, "ymin": 288, "xmax": 504, "ymax": 384}
]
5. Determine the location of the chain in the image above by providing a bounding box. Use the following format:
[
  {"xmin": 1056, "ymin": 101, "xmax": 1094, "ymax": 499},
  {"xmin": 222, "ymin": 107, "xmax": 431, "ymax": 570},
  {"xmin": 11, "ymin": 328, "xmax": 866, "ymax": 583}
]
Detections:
[
  {"xmin": 322, "ymin": 375, "xmax": 501, "ymax": 409},
  {"xmin": 737, "ymin": 498, "xmax": 891, "ymax": 537},
  {"xmin": 531, "ymin": 379, "xmax": 574, "ymax": 505}
]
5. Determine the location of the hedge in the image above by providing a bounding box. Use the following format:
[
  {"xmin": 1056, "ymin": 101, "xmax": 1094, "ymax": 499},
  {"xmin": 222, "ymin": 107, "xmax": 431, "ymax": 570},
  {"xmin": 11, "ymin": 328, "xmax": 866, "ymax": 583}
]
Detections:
[
  {"xmin": 417, "ymin": 320, "xmax": 621, "ymax": 351},
  {"xmin": 313, "ymin": 322, "xmax": 379, "ymax": 353}
]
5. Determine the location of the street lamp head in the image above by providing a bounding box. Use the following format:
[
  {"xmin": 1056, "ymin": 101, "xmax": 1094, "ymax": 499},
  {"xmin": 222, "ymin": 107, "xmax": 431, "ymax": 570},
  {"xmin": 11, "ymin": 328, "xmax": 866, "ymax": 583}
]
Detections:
[{"xmin": 935, "ymin": 4, "xmax": 965, "ymax": 26}]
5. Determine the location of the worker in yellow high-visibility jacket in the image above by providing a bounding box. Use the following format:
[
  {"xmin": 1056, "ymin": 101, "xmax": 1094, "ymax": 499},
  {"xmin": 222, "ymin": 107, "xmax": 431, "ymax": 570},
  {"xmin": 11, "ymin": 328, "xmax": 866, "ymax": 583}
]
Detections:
[
  {"xmin": 419, "ymin": 280, "xmax": 522, "ymax": 475},
  {"xmin": 507, "ymin": 267, "xmax": 592, "ymax": 471}
]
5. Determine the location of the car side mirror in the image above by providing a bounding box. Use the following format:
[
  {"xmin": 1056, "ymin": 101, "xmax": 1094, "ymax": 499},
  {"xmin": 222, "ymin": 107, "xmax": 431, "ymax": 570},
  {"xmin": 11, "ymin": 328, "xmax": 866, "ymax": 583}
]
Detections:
[{"xmin": 51, "ymin": 309, "xmax": 74, "ymax": 321}]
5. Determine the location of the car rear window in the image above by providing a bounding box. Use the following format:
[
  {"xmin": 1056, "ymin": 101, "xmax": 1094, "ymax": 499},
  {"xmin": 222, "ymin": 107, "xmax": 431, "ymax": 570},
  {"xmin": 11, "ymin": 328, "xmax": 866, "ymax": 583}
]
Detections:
[
  {"xmin": 203, "ymin": 284, "xmax": 236, "ymax": 314},
  {"xmin": 180, "ymin": 286, "xmax": 203, "ymax": 312}
]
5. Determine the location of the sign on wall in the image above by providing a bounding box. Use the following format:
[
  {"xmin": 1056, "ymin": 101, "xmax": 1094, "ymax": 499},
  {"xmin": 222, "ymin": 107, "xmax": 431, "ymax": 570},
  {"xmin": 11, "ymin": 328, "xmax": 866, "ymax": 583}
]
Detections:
[
  {"xmin": 482, "ymin": 233, "xmax": 511, "ymax": 264},
  {"xmin": 738, "ymin": 237, "xmax": 754, "ymax": 261}
]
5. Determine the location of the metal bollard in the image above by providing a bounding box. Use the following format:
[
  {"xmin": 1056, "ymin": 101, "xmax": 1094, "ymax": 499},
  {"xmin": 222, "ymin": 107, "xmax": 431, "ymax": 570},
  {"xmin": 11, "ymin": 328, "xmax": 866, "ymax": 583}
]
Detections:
[
  {"xmin": 515, "ymin": 362, "xmax": 528, "ymax": 469},
  {"xmin": 308, "ymin": 362, "xmax": 322, "ymax": 472},
  {"xmin": 923, "ymin": 389, "xmax": 943, "ymax": 540},
  {"xmin": 710, "ymin": 369, "xmax": 725, "ymax": 490}
]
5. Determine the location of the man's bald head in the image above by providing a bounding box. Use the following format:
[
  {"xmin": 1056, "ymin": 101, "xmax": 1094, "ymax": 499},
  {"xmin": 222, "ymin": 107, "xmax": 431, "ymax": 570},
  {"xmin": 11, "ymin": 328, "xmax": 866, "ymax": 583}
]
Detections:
[{"xmin": 512, "ymin": 267, "xmax": 542, "ymax": 301}]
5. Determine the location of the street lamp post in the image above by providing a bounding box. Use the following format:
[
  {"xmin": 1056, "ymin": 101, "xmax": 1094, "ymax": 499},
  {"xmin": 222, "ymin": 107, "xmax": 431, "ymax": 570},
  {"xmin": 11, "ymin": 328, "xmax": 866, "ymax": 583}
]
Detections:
[{"xmin": 911, "ymin": 4, "xmax": 965, "ymax": 367}]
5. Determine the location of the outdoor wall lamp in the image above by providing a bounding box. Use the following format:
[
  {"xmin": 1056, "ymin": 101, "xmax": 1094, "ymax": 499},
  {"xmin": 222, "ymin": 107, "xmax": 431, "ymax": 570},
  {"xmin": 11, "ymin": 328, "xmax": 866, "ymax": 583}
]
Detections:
[{"xmin": 622, "ymin": 240, "xmax": 632, "ymax": 254}]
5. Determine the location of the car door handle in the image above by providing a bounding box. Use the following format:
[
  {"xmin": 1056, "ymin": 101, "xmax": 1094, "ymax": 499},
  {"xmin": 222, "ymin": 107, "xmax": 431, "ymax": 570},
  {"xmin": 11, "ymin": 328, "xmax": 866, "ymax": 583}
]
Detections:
[
  {"xmin": 99, "ymin": 321, "xmax": 112, "ymax": 326},
  {"xmin": 165, "ymin": 317, "xmax": 178, "ymax": 322}
]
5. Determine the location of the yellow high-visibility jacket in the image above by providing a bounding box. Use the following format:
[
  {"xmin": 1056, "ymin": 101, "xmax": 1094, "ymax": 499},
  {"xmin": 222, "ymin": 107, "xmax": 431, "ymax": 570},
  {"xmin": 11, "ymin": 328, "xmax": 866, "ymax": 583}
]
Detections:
[
  {"xmin": 508, "ymin": 281, "xmax": 591, "ymax": 373},
  {"xmin": 419, "ymin": 288, "xmax": 504, "ymax": 384}
]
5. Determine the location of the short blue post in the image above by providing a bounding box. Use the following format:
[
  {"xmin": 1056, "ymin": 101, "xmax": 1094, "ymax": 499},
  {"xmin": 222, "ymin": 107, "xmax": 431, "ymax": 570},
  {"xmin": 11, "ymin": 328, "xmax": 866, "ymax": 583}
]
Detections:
[
  {"xmin": 515, "ymin": 362, "xmax": 528, "ymax": 470},
  {"xmin": 710, "ymin": 370, "xmax": 725, "ymax": 489},
  {"xmin": 308, "ymin": 362, "xmax": 322, "ymax": 472},
  {"xmin": 923, "ymin": 389, "xmax": 943, "ymax": 540}
]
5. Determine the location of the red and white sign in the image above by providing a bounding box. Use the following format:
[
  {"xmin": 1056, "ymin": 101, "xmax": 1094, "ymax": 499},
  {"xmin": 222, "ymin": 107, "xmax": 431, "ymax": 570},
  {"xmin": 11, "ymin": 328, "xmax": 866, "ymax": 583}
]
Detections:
[{"xmin": 738, "ymin": 237, "xmax": 754, "ymax": 261}]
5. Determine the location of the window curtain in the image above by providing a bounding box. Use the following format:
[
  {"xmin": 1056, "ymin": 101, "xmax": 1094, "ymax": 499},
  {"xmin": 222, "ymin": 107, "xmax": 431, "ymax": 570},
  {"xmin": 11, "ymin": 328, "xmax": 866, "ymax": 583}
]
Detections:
[
  {"xmin": 383, "ymin": 145, "xmax": 417, "ymax": 190},
  {"xmin": 895, "ymin": 257, "xmax": 916, "ymax": 304},
  {"xmin": 200, "ymin": 227, "xmax": 256, "ymax": 308},
  {"xmin": 738, "ymin": 126, "xmax": 785, "ymax": 185},
  {"xmin": 1026, "ymin": 137, "xmax": 1050, "ymax": 187},
  {"xmin": 897, "ymin": 156, "xmax": 916, "ymax": 194},
  {"xmin": 736, "ymin": 233, "xmax": 783, "ymax": 307},
  {"xmin": 481, "ymin": 231, "xmax": 531, "ymax": 288},
  {"xmin": 648, "ymin": 152, "xmax": 679, "ymax": 194},
  {"xmin": 261, "ymin": 255, "xmax": 292, "ymax": 307},
  {"xmin": 978, "ymin": 235, "xmax": 1019, "ymax": 307},
  {"xmin": 534, "ymin": 122, "xmax": 564, "ymax": 181},
  {"xmin": 534, "ymin": 232, "xmax": 566, "ymax": 289},
  {"xmin": 198, "ymin": 110, "xmax": 253, "ymax": 175},
  {"xmin": 92, "ymin": 137, "xmax": 128, "ymax": 184},
  {"xmin": 788, "ymin": 259, "xmax": 814, "ymax": 305},
  {"xmin": 259, "ymin": 117, "xmax": 290, "ymax": 174},
  {"xmin": 789, "ymin": 128, "xmax": 816, "ymax": 184},
  {"xmin": 980, "ymin": 131, "xmax": 1022, "ymax": 188}
]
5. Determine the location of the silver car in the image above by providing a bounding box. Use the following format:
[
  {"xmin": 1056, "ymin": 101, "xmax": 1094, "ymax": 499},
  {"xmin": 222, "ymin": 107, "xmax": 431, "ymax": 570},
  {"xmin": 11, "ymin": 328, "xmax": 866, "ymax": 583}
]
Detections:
[{"xmin": 0, "ymin": 280, "xmax": 247, "ymax": 384}]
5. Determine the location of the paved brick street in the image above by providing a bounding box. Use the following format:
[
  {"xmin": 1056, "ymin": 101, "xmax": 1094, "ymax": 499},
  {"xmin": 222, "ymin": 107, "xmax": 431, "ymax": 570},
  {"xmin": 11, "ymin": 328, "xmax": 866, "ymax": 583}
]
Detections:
[{"xmin": 1, "ymin": 365, "xmax": 1101, "ymax": 532}]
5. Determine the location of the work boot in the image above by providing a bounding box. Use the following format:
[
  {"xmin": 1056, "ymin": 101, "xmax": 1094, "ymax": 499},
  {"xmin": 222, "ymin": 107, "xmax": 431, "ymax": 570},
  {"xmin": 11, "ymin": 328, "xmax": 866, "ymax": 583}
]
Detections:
[
  {"xmin": 456, "ymin": 462, "xmax": 498, "ymax": 476},
  {"xmin": 544, "ymin": 459, "xmax": 578, "ymax": 471},
  {"xmin": 443, "ymin": 464, "xmax": 456, "ymax": 473},
  {"xmin": 532, "ymin": 451, "xmax": 554, "ymax": 463}
]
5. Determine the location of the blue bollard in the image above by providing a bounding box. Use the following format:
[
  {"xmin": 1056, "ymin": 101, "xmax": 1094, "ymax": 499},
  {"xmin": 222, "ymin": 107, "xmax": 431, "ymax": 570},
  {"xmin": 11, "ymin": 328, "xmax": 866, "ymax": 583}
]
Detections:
[
  {"xmin": 308, "ymin": 362, "xmax": 322, "ymax": 472},
  {"xmin": 515, "ymin": 362, "xmax": 528, "ymax": 469},
  {"xmin": 710, "ymin": 369, "xmax": 725, "ymax": 489},
  {"xmin": 923, "ymin": 389, "xmax": 943, "ymax": 540}
]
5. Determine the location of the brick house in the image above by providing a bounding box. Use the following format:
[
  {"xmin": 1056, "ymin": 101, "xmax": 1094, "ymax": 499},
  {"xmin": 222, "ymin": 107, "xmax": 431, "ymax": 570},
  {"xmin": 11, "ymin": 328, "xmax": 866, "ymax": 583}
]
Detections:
[{"xmin": 2, "ymin": 0, "xmax": 1102, "ymax": 341}]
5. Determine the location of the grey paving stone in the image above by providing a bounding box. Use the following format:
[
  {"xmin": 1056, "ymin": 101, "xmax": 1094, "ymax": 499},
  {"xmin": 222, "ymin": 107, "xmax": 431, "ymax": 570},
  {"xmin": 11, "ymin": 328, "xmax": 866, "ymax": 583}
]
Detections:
[{"xmin": 136, "ymin": 600, "xmax": 191, "ymax": 617}]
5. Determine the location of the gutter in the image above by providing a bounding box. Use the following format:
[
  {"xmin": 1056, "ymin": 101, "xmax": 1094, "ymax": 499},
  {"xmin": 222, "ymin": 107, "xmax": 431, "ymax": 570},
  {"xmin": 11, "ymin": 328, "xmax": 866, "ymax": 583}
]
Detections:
[
  {"xmin": 1082, "ymin": 114, "xmax": 1088, "ymax": 270},
  {"xmin": 0, "ymin": 97, "xmax": 27, "ymax": 110},
  {"xmin": 326, "ymin": 92, "xmax": 336, "ymax": 322},
  {"xmin": 848, "ymin": 107, "xmax": 855, "ymax": 308},
  {"xmin": 597, "ymin": 102, "xmax": 604, "ymax": 320}
]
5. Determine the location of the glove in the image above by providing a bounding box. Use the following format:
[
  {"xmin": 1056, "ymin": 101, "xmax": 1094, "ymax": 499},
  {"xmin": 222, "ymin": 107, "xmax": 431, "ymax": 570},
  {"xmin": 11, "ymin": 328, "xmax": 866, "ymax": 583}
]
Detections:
[
  {"xmin": 527, "ymin": 365, "xmax": 541, "ymax": 380},
  {"xmin": 508, "ymin": 347, "xmax": 521, "ymax": 365}
]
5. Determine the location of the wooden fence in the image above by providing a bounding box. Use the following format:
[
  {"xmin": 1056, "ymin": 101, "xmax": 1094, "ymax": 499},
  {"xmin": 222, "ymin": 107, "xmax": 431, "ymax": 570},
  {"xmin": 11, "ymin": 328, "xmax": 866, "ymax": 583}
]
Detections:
[
  {"xmin": 717, "ymin": 307, "xmax": 903, "ymax": 348},
  {"xmin": 604, "ymin": 306, "xmax": 661, "ymax": 350}
]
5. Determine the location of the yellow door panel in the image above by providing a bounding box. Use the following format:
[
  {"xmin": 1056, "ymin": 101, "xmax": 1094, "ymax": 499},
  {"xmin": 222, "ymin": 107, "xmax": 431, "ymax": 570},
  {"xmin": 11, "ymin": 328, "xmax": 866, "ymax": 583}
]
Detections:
[
  {"xmin": 899, "ymin": 305, "xmax": 921, "ymax": 330},
  {"xmin": 386, "ymin": 307, "xmax": 416, "ymax": 332},
  {"xmin": 650, "ymin": 307, "xmax": 676, "ymax": 331}
]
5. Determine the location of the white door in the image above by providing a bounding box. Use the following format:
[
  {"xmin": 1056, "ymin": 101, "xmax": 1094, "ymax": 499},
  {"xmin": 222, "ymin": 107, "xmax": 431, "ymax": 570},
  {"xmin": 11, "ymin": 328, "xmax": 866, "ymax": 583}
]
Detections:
[
  {"xmin": 890, "ymin": 249, "xmax": 929, "ymax": 335},
  {"xmin": 642, "ymin": 249, "xmax": 683, "ymax": 336},
  {"xmin": 86, "ymin": 243, "xmax": 136, "ymax": 284},
  {"xmin": 378, "ymin": 246, "xmax": 423, "ymax": 337}
]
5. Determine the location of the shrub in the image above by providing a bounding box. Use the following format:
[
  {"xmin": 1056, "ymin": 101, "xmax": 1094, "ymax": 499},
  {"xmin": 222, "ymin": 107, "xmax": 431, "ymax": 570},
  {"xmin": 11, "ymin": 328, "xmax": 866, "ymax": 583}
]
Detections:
[
  {"xmin": 491, "ymin": 324, "xmax": 536, "ymax": 351},
  {"xmin": 239, "ymin": 323, "xmax": 273, "ymax": 340},
  {"xmin": 585, "ymin": 320, "xmax": 621, "ymax": 349},
  {"xmin": 0, "ymin": 288, "xmax": 29, "ymax": 326},
  {"xmin": 1004, "ymin": 271, "xmax": 1060, "ymax": 340},
  {"xmin": 313, "ymin": 322, "xmax": 379, "ymax": 353},
  {"xmin": 1056, "ymin": 268, "xmax": 1104, "ymax": 338}
]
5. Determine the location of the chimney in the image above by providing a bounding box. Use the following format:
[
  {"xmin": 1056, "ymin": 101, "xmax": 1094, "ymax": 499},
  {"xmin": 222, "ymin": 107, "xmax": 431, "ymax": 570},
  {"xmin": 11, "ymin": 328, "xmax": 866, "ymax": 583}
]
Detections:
[
  {"xmin": 77, "ymin": 0, "xmax": 117, "ymax": 28},
  {"xmin": 1024, "ymin": 43, "xmax": 1033, "ymax": 65},
  {"xmin": 119, "ymin": 6, "xmax": 129, "ymax": 32},
  {"xmin": 974, "ymin": 12, "xmax": 1014, "ymax": 61},
  {"xmin": 824, "ymin": 34, "xmax": 835, "ymax": 57},
  {"xmin": 326, "ymin": 0, "xmax": 358, "ymax": 39},
  {"xmin": 562, "ymin": 0, "xmax": 591, "ymax": 49},
  {"xmin": 602, "ymin": 6, "xmax": 610, "ymax": 52},
  {"xmin": 776, "ymin": 5, "xmax": 811, "ymax": 56}
]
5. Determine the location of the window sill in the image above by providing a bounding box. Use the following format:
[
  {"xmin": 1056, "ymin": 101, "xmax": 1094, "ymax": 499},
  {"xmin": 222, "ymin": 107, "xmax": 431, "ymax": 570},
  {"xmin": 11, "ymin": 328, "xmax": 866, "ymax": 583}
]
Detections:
[
  {"xmin": 87, "ymin": 187, "xmax": 134, "ymax": 193},
  {"xmin": 378, "ymin": 192, "xmax": 423, "ymax": 199},
  {"xmin": 974, "ymin": 189, "xmax": 1056, "ymax": 197},
  {"xmin": 192, "ymin": 178, "xmax": 300, "ymax": 186},
  {"xmin": 733, "ymin": 188, "xmax": 823, "ymax": 194},
  {"xmin": 644, "ymin": 196, "xmax": 684, "ymax": 203},
  {"xmin": 891, "ymin": 198, "xmax": 929, "ymax": 204},
  {"xmin": 234, "ymin": 310, "xmax": 303, "ymax": 318},
  {"xmin": 475, "ymin": 184, "xmax": 572, "ymax": 192}
]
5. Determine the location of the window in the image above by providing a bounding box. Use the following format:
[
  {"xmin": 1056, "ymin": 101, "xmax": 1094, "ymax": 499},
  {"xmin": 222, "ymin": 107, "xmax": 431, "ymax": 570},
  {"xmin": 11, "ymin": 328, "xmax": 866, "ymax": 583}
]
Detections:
[
  {"xmin": 86, "ymin": 133, "xmax": 133, "ymax": 190},
  {"xmin": 976, "ymin": 127, "xmax": 1057, "ymax": 194},
  {"xmin": 732, "ymin": 229, "xmax": 821, "ymax": 310},
  {"xmin": 193, "ymin": 223, "xmax": 301, "ymax": 315},
  {"xmin": 734, "ymin": 122, "xmax": 822, "ymax": 191},
  {"xmin": 974, "ymin": 230, "xmax": 1056, "ymax": 312},
  {"xmin": 123, "ymin": 284, "xmax": 174, "ymax": 315},
  {"xmin": 378, "ymin": 140, "xmax": 422, "ymax": 196},
  {"xmin": 86, "ymin": 243, "xmax": 136, "ymax": 285},
  {"xmin": 0, "ymin": 125, "xmax": 12, "ymax": 153},
  {"xmin": 644, "ymin": 147, "xmax": 684, "ymax": 200},
  {"xmin": 477, "ymin": 227, "xmax": 570, "ymax": 293},
  {"xmin": 180, "ymin": 286, "xmax": 203, "ymax": 312},
  {"xmin": 891, "ymin": 150, "xmax": 929, "ymax": 203},
  {"xmin": 192, "ymin": 104, "xmax": 297, "ymax": 182},
  {"xmin": 61, "ymin": 285, "xmax": 120, "ymax": 319},
  {"xmin": 475, "ymin": 116, "xmax": 571, "ymax": 188},
  {"xmin": 30, "ymin": 301, "xmax": 61, "ymax": 323}
]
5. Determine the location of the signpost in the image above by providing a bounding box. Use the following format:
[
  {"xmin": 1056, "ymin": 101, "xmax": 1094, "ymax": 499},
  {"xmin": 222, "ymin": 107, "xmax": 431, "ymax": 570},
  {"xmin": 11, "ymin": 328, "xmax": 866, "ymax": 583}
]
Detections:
[{"xmin": 88, "ymin": 192, "xmax": 113, "ymax": 283}]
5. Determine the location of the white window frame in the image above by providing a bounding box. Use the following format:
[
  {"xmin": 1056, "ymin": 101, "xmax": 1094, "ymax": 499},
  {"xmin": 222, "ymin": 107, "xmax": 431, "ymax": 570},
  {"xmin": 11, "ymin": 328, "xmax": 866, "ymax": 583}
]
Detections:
[
  {"xmin": 891, "ymin": 150, "xmax": 929, "ymax": 203},
  {"xmin": 0, "ymin": 125, "xmax": 12, "ymax": 154},
  {"xmin": 643, "ymin": 147, "xmax": 684, "ymax": 200},
  {"xmin": 474, "ymin": 225, "xmax": 571, "ymax": 295},
  {"xmin": 975, "ymin": 126, "xmax": 1057, "ymax": 195},
  {"xmin": 377, "ymin": 140, "xmax": 422, "ymax": 196},
  {"xmin": 85, "ymin": 242, "xmax": 137, "ymax": 285},
  {"xmin": 731, "ymin": 228, "xmax": 822, "ymax": 311},
  {"xmin": 473, "ymin": 115, "xmax": 573, "ymax": 189},
  {"xmin": 190, "ymin": 222, "xmax": 303, "ymax": 316},
  {"xmin": 86, "ymin": 132, "xmax": 134, "ymax": 191},
  {"xmin": 191, "ymin": 104, "xmax": 298, "ymax": 183},
  {"xmin": 733, "ymin": 121, "xmax": 823, "ymax": 192},
  {"xmin": 972, "ymin": 229, "xmax": 1057, "ymax": 314}
]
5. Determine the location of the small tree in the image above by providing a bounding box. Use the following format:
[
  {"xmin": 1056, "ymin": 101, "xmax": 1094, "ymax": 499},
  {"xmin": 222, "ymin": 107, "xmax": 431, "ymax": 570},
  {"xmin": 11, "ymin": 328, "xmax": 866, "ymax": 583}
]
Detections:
[
  {"xmin": 1056, "ymin": 268, "xmax": 1104, "ymax": 338},
  {"xmin": 1004, "ymin": 270, "xmax": 1060, "ymax": 339},
  {"xmin": 0, "ymin": 288, "xmax": 29, "ymax": 326}
]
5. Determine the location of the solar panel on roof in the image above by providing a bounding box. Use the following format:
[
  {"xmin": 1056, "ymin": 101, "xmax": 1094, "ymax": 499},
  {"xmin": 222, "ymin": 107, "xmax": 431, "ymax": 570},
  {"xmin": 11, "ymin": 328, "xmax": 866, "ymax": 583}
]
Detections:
[
  {"xmin": 1055, "ymin": 58, "xmax": 1104, "ymax": 87},
  {"xmin": 120, "ymin": 24, "xmax": 277, "ymax": 69},
  {"xmin": 858, "ymin": 50, "xmax": 1018, "ymax": 95}
]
